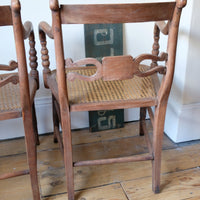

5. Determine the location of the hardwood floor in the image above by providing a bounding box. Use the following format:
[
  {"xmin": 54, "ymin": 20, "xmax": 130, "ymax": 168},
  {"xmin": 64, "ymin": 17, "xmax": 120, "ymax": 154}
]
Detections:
[{"xmin": 0, "ymin": 120, "xmax": 200, "ymax": 200}]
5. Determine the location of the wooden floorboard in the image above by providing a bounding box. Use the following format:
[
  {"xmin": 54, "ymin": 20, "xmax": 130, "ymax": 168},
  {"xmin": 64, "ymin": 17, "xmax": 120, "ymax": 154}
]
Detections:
[
  {"xmin": 0, "ymin": 175, "xmax": 32, "ymax": 200},
  {"xmin": 43, "ymin": 183, "xmax": 128, "ymax": 200},
  {"xmin": 38, "ymin": 143, "xmax": 200, "ymax": 197},
  {"xmin": 0, "ymin": 121, "xmax": 200, "ymax": 200},
  {"xmin": 122, "ymin": 168, "xmax": 200, "ymax": 200}
]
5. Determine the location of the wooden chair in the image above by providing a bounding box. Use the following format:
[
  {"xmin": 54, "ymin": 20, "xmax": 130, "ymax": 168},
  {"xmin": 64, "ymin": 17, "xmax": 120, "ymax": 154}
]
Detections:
[
  {"xmin": 39, "ymin": 0, "xmax": 186, "ymax": 199},
  {"xmin": 0, "ymin": 0, "xmax": 40, "ymax": 199}
]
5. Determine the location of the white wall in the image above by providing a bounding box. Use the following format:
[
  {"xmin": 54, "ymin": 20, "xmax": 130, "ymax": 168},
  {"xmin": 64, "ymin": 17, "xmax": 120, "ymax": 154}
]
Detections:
[
  {"xmin": 164, "ymin": 0, "xmax": 200, "ymax": 142},
  {"xmin": 2, "ymin": 0, "xmax": 200, "ymax": 143}
]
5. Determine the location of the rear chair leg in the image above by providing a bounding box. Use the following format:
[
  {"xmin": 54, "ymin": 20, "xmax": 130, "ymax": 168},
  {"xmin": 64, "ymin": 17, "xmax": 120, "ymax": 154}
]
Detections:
[
  {"xmin": 52, "ymin": 95, "xmax": 60, "ymax": 143},
  {"xmin": 32, "ymin": 102, "xmax": 40, "ymax": 145},
  {"xmin": 139, "ymin": 107, "xmax": 146, "ymax": 136},
  {"xmin": 152, "ymin": 104, "xmax": 166, "ymax": 193}
]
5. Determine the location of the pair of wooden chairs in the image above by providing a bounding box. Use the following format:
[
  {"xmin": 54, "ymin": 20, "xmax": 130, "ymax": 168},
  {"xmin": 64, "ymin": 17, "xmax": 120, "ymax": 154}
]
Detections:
[
  {"xmin": 0, "ymin": 1, "xmax": 40, "ymax": 200},
  {"xmin": 0, "ymin": 0, "xmax": 186, "ymax": 200}
]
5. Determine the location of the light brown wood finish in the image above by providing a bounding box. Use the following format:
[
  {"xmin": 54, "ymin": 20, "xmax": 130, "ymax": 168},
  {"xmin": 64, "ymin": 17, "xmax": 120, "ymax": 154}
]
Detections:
[
  {"xmin": 60, "ymin": 3, "xmax": 176, "ymax": 24},
  {"xmin": 0, "ymin": 6, "xmax": 12, "ymax": 26},
  {"xmin": 0, "ymin": 170, "xmax": 29, "ymax": 180},
  {"xmin": 0, "ymin": 61, "xmax": 18, "ymax": 71},
  {"xmin": 39, "ymin": 0, "xmax": 186, "ymax": 199},
  {"xmin": 152, "ymin": 1, "xmax": 186, "ymax": 192},
  {"xmin": 0, "ymin": 0, "xmax": 40, "ymax": 200},
  {"xmin": 66, "ymin": 53, "xmax": 167, "ymax": 82},
  {"xmin": 156, "ymin": 21, "xmax": 170, "ymax": 35}
]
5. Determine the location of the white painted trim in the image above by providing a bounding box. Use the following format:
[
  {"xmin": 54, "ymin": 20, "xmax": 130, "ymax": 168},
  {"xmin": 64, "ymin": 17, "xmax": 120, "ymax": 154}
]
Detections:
[
  {"xmin": 165, "ymin": 102, "xmax": 200, "ymax": 143},
  {"xmin": 0, "ymin": 96, "xmax": 141, "ymax": 140}
]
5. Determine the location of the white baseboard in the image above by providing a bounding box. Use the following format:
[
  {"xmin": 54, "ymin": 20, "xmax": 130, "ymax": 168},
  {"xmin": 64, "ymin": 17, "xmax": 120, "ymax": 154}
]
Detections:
[
  {"xmin": 0, "ymin": 96, "xmax": 141, "ymax": 140},
  {"xmin": 5, "ymin": 94, "xmax": 199, "ymax": 143},
  {"xmin": 165, "ymin": 102, "xmax": 200, "ymax": 143}
]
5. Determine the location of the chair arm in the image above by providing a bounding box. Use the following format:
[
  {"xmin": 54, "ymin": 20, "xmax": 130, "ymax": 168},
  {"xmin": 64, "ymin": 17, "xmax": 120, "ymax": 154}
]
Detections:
[
  {"xmin": 23, "ymin": 21, "xmax": 33, "ymax": 39},
  {"xmin": 155, "ymin": 21, "xmax": 169, "ymax": 35},
  {"xmin": 39, "ymin": 21, "xmax": 54, "ymax": 39},
  {"xmin": 0, "ymin": 61, "xmax": 18, "ymax": 71},
  {"xmin": 0, "ymin": 74, "xmax": 19, "ymax": 87},
  {"xmin": 0, "ymin": 61, "xmax": 19, "ymax": 88}
]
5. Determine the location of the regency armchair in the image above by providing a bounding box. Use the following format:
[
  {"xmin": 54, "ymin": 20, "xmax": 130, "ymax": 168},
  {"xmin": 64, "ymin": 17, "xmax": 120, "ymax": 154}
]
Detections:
[
  {"xmin": 39, "ymin": 0, "xmax": 186, "ymax": 199},
  {"xmin": 0, "ymin": 1, "xmax": 40, "ymax": 199}
]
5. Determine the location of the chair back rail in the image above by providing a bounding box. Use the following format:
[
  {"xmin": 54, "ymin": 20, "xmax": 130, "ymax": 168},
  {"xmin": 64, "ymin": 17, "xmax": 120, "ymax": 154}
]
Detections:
[
  {"xmin": 0, "ymin": 6, "xmax": 12, "ymax": 26},
  {"xmin": 60, "ymin": 3, "xmax": 176, "ymax": 24}
]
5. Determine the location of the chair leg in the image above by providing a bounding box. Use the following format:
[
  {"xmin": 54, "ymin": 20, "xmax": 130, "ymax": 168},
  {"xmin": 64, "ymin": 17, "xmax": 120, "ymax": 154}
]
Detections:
[
  {"xmin": 52, "ymin": 95, "xmax": 60, "ymax": 143},
  {"xmin": 23, "ymin": 112, "xmax": 41, "ymax": 200},
  {"xmin": 62, "ymin": 112, "xmax": 75, "ymax": 200},
  {"xmin": 152, "ymin": 104, "xmax": 166, "ymax": 193},
  {"xmin": 139, "ymin": 107, "xmax": 146, "ymax": 136},
  {"xmin": 32, "ymin": 102, "xmax": 40, "ymax": 145}
]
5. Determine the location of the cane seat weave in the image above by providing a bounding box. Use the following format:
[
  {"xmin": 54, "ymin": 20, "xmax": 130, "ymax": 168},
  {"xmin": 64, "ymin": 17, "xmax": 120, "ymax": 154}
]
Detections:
[
  {"xmin": 52, "ymin": 64, "xmax": 158, "ymax": 111},
  {"xmin": 0, "ymin": 73, "xmax": 21, "ymax": 113},
  {"xmin": 0, "ymin": 73, "xmax": 37, "ymax": 114},
  {"xmin": 66, "ymin": 65, "xmax": 157, "ymax": 103}
]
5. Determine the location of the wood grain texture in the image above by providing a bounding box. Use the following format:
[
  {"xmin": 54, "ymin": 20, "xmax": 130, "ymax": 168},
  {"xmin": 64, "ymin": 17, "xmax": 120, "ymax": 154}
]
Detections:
[
  {"xmin": 37, "ymin": 142, "xmax": 200, "ymax": 196},
  {"xmin": 0, "ymin": 121, "xmax": 153, "ymax": 157},
  {"xmin": 44, "ymin": 184, "xmax": 128, "ymax": 200},
  {"xmin": 66, "ymin": 54, "xmax": 167, "ymax": 82},
  {"xmin": 60, "ymin": 3, "xmax": 175, "ymax": 24},
  {"xmin": 122, "ymin": 168, "xmax": 200, "ymax": 200},
  {"xmin": 1, "ymin": 121, "xmax": 200, "ymax": 200},
  {"xmin": 0, "ymin": 110, "xmax": 22, "ymax": 120},
  {"xmin": 0, "ymin": 175, "xmax": 33, "ymax": 200}
]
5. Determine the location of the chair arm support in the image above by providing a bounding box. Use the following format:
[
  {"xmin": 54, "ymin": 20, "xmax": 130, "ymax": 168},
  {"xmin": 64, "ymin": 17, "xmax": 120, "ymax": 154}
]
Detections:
[
  {"xmin": 23, "ymin": 21, "xmax": 39, "ymax": 89},
  {"xmin": 39, "ymin": 21, "xmax": 53, "ymax": 88},
  {"xmin": 151, "ymin": 21, "xmax": 169, "ymax": 67}
]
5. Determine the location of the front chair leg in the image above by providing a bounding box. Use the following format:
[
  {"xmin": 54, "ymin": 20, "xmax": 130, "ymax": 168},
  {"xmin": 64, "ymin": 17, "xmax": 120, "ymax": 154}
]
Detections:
[
  {"xmin": 32, "ymin": 102, "xmax": 40, "ymax": 145},
  {"xmin": 62, "ymin": 111, "xmax": 75, "ymax": 200},
  {"xmin": 23, "ymin": 112, "xmax": 41, "ymax": 200},
  {"xmin": 152, "ymin": 104, "xmax": 166, "ymax": 193},
  {"xmin": 139, "ymin": 107, "xmax": 147, "ymax": 136}
]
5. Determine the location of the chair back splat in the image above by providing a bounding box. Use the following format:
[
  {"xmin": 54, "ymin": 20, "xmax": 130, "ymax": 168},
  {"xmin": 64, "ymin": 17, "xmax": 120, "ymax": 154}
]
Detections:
[
  {"xmin": 39, "ymin": 0, "xmax": 186, "ymax": 199},
  {"xmin": 0, "ymin": 1, "xmax": 40, "ymax": 199}
]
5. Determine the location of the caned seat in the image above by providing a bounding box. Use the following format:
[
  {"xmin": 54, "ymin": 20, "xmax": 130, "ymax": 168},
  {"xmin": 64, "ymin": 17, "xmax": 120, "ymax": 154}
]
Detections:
[
  {"xmin": 0, "ymin": 1, "xmax": 41, "ymax": 200},
  {"xmin": 52, "ymin": 65, "xmax": 158, "ymax": 111},
  {"xmin": 0, "ymin": 74, "xmax": 37, "ymax": 115},
  {"xmin": 0, "ymin": 74, "xmax": 21, "ymax": 113},
  {"xmin": 39, "ymin": 0, "xmax": 186, "ymax": 199}
]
